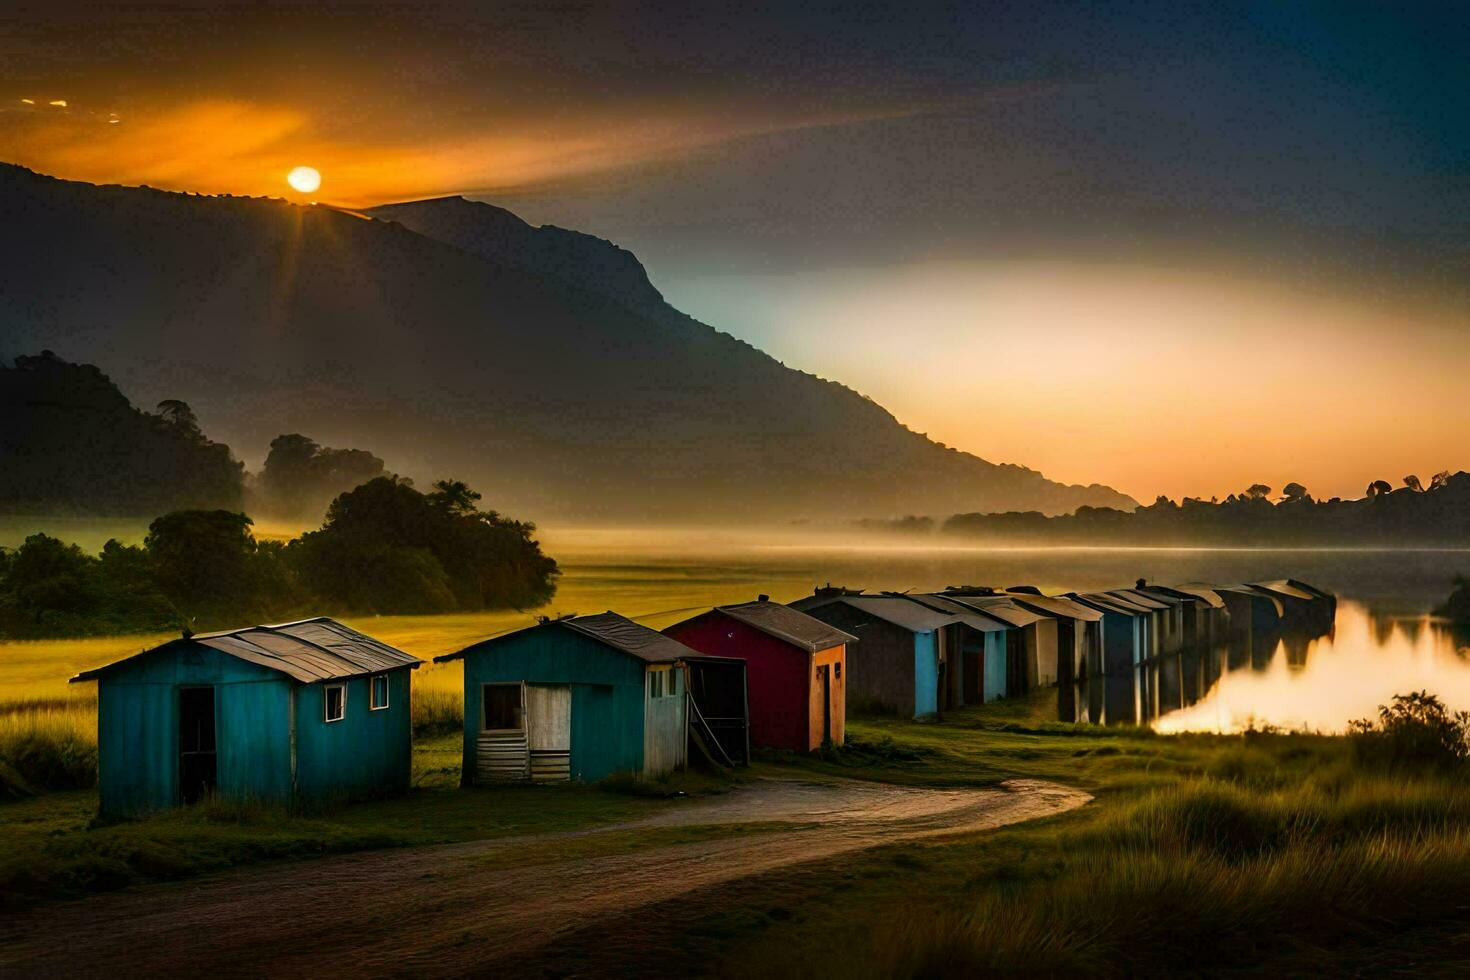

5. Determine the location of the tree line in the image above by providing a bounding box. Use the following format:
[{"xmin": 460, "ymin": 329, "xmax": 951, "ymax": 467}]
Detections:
[
  {"xmin": 939, "ymin": 473, "xmax": 1470, "ymax": 546},
  {"xmin": 0, "ymin": 477, "xmax": 559, "ymax": 638}
]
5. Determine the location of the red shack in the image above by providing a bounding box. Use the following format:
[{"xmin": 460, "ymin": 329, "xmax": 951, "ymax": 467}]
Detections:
[{"xmin": 666, "ymin": 597, "xmax": 856, "ymax": 752}]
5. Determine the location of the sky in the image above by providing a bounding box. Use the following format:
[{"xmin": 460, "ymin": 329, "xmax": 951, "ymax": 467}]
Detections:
[{"xmin": 3, "ymin": 1, "xmax": 1468, "ymax": 503}]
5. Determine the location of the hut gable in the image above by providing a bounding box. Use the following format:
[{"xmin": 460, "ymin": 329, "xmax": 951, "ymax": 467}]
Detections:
[
  {"xmin": 72, "ymin": 619, "xmax": 418, "ymax": 817},
  {"xmin": 72, "ymin": 617, "xmax": 421, "ymax": 685},
  {"xmin": 441, "ymin": 612, "xmax": 699, "ymax": 783},
  {"xmin": 712, "ymin": 600, "xmax": 857, "ymax": 652},
  {"xmin": 665, "ymin": 601, "xmax": 847, "ymax": 752}
]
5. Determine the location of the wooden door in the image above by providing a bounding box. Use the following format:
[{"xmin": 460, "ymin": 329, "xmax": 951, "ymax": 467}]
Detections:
[
  {"xmin": 477, "ymin": 683, "xmax": 529, "ymax": 782},
  {"xmin": 525, "ymin": 684, "xmax": 571, "ymax": 782},
  {"xmin": 818, "ymin": 666, "xmax": 832, "ymax": 744}
]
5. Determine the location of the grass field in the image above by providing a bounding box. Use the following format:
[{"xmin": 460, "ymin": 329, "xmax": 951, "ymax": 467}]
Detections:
[{"xmin": 5, "ymin": 688, "xmax": 1470, "ymax": 974}]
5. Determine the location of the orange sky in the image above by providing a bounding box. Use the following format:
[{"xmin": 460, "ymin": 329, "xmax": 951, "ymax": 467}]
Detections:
[
  {"xmin": 662, "ymin": 261, "xmax": 1470, "ymax": 504},
  {"xmin": 4, "ymin": 5, "xmax": 1468, "ymax": 505}
]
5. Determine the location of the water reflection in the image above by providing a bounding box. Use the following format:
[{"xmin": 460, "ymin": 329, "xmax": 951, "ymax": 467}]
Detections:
[{"xmin": 1152, "ymin": 602, "xmax": 1470, "ymax": 734}]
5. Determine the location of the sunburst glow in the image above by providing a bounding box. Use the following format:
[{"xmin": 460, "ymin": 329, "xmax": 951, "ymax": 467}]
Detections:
[{"xmin": 286, "ymin": 165, "xmax": 321, "ymax": 194}]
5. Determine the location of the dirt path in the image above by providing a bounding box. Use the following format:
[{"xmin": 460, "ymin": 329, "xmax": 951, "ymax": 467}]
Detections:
[{"xmin": 0, "ymin": 778, "xmax": 1089, "ymax": 978}]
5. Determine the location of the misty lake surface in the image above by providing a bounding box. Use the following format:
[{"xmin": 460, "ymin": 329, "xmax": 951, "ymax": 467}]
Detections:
[{"xmin": 4, "ymin": 526, "xmax": 1469, "ymax": 731}]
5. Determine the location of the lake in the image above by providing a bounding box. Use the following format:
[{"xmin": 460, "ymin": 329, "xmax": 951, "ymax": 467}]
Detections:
[{"xmin": 3, "ymin": 526, "xmax": 1468, "ymax": 731}]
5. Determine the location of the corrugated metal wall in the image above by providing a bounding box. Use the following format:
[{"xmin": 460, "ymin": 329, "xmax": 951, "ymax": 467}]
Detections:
[
  {"xmin": 460, "ymin": 629, "xmax": 647, "ymax": 783},
  {"xmin": 294, "ymin": 668, "xmax": 413, "ymax": 803},
  {"xmin": 912, "ymin": 630, "xmax": 939, "ymax": 718},
  {"xmin": 643, "ymin": 667, "xmax": 686, "ymax": 776},
  {"xmin": 95, "ymin": 645, "xmax": 293, "ymax": 817}
]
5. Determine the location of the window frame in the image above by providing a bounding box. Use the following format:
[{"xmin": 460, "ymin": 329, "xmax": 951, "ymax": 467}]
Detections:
[
  {"xmin": 323, "ymin": 682, "xmax": 347, "ymax": 723},
  {"xmin": 369, "ymin": 673, "xmax": 390, "ymax": 711}
]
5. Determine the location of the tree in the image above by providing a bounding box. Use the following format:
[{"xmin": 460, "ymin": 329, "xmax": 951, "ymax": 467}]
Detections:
[
  {"xmin": 256, "ymin": 433, "xmax": 386, "ymax": 520},
  {"xmin": 429, "ymin": 479, "xmax": 482, "ymax": 517},
  {"xmin": 1281, "ymin": 482, "xmax": 1309, "ymax": 502},
  {"xmin": 1431, "ymin": 471, "xmax": 1453, "ymax": 490},
  {"xmin": 1244, "ymin": 484, "xmax": 1272, "ymax": 500},
  {"xmin": 145, "ymin": 510, "xmax": 259, "ymax": 625},
  {"xmin": 1366, "ymin": 479, "xmax": 1394, "ymax": 498},
  {"xmin": 155, "ymin": 399, "xmax": 201, "ymax": 435},
  {"xmin": 1404, "ymin": 474, "xmax": 1424, "ymax": 493},
  {"xmin": 291, "ymin": 476, "xmax": 558, "ymax": 615},
  {"xmin": 0, "ymin": 534, "xmax": 101, "ymax": 624}
]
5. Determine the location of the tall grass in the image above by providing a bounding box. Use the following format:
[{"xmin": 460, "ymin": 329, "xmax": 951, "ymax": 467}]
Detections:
[
  {"xmin": 0, "ymin": 683, "xmax": 463, "ymax": 797},
  {"xmin": 0, "ymin": 698, "xmax": 98, "ymax": 797},
  {"xmin": 411, "ymin": 686, "xmax": 463, "ymax": 735},
  {"xmin": 870, "ymin": 773, "xmax": 1470, "ymax": 976}
]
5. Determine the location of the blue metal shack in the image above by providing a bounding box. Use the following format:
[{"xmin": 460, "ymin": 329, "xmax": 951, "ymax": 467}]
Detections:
[
  {"xmin": 70, "ymin": 618, "xmax": 421, "ymax": 818},
  {"xmin": 437, "ymin": 612, "xmax": 695, "ymax": 784}
]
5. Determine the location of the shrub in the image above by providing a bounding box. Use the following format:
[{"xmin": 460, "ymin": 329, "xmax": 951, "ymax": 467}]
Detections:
[
  {"xmin": 1349, "ymin": 691, "xmax": 1470, "ymax": 772},
  {"xmin": 0, "ymin": 701, "xmax": 98, "ymax": 792}
]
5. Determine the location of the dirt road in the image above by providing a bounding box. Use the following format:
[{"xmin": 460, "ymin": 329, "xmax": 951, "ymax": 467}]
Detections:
[{"xmin": 0, "ymin": 778, "xmax": 1089, "ymax": 977}]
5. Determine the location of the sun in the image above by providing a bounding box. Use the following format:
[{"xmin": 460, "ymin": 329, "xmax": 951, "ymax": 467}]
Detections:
[{"xmin": 286, "ymin": 166, "xmax": 321, "ymax": 194}]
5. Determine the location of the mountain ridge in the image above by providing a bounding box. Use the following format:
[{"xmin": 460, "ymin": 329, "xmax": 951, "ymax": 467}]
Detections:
[{"xmin": 0, "ymin": 163, "xmax": 1136, "ymax": 521}]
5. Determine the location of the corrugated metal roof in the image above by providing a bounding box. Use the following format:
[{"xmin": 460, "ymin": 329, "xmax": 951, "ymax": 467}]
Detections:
[
  {"xmin": 561, "ymin": 611, "xmax": 700, "ymax": 663},
  {"xmin": 943, "ymin": 595, "xmax": 1051, "ymax": 628},
  {"xmin": 900, "ymin": 594, "xmax": 1010, "ymax": 632},
  {"xmin": 1248, "ymin": 580, "xmax": 1319, "ymax": 602},
  {"xmin": 1206, "ymin": 584, "xmax": 1287, "ymax": 617},
  {"xmin": 72, "ymin": 618, "xmax": 421, "ymax": 684},
  {"xmin": 1153, "ymin": 584, "xmax": 1227, "ymax": 609},
  {"xmin": 437, "ymin": 611, "xmax": 698, "ymax": 665},
  {"xmin": 1003, "ymin": 592, "xmax": 1106, "ymax": 622},
  {"xmin": 801, "ymin": 595, "xmax": 956, "ymax": 633},
  {"xmin": 713, "ymin": 600, "xmax": 857, "ymax": 652},
  {"xmin": 1108, "ymin": 589, "xmax": 1173, "ymax": 610},
  {"xmin": 1068, "ymin": 592, "xmax": 1151, "ymax": 616}
]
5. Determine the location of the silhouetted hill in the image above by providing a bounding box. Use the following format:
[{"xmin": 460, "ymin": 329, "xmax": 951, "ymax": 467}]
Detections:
[
  {"xmin": 0, "ymin": 351, "xmax": 242, "ymax": 514},
  {"xmin": 367, "ymin": 197, "xmax": 666, "ymax": 313},
  {"xmin": 0, "ymin": 164, "xmax": 1135, "ymax": 521}
]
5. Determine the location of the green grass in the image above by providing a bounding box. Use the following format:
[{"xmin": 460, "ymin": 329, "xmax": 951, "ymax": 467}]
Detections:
[
  {"xmin": 492, "ymin": 693, "xmax": 1470, "ymax": 977},
  {"xmin": 5, "ymin": 685, "xmax": 1469, "ymax": 973},
  {"xmin": 0, "ymin": 731, "xmax": 742, "ymax": 910}
]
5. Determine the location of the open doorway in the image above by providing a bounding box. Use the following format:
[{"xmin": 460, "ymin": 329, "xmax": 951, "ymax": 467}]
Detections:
[{"xmin": 178, "ymin": 686, "xmax": 217, "ymax": 805}]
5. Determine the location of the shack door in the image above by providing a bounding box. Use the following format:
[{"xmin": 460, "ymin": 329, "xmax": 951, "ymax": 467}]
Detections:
[
  {"xmin": 525, "ymin": 685, "xmax": 571, "ymax": 782},
  {"xmin": 477, "ymin": 683, "xmax": 529, "ymax": 782},
  {"xmin": 178, "ymin": 686, "xmax": 217, "ymax": 805},
  {"xmin": 817, "ymin": 665, "xmax": 832, "ymax": 743}
]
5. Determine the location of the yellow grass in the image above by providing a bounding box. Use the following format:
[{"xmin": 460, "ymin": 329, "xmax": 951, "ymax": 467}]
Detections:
[{"xmin": 0, "ymin": 555, "xmax": 809, "ymax": 713}]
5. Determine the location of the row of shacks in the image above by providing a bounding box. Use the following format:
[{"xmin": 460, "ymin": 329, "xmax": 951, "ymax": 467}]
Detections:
[{"xmin": 71, "ymin": 580, "xmax": 1333, "ymax": 817}]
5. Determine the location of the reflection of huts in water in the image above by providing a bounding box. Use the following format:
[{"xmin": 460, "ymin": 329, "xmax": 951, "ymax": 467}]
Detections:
[
  {"xmin": 889, "ymin": 593, "xmax": 1013, "ymax": 708},
  {"xmin": 1067, "ymin": 591, "xmax": 1154, "ymax": 724},
  {"xmin": 438, "ymin": 612, "xmax": 698, "ymax": 784},
  {"xmin": 1005, "ymin": 590, "xmax": 1106, "ymax": 723},
  {"xmin": 790, "ymin": 593, "xmax": 952, "ymax": 719},
  {"xmin": 1110, "ymin": 588, "xmax": 1187, "ymax": 716},
  {"xmin": 665, "ymin": 599, "xmax": 849, "ymax": 752},
  {"xmin": 72, "ymin": 618, "xmax": 420, "ymax": 818},
  {"xmin": 1144, "ymin": 584, "xmax": 1230, "ymax": 702},
  {"xmin": 937, "ymin": 590, "xmax": 1060, "ymax": 696}
]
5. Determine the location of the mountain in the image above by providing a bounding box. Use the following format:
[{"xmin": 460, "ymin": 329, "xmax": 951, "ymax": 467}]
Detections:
[
  {"xmin": 0, "ymin": 351, "xmax": 243, "ymax": 514},
  {"xmin": 0, "ymin": 164, "xmax": 1135, "ymax": 521}
]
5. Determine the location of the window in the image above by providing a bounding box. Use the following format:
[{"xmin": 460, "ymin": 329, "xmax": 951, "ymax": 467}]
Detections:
[
  {"xmin": 483, "ymin": 684, "xmax": 523, "ymax": 730},
  {"xmin": 649, "ymin": 669, "xmax": 680, "ymax": 698},
  {"xmin": 324, "ymin": 683, "xmax": 346, "ymax": 722},
  {"xmin": 369, "ymin": 674, "xmax": 390, "ymax": 711}
]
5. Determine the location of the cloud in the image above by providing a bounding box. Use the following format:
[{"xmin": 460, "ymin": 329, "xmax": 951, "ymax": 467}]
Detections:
[{"xmin": 0, "ymin": 91, "xmax": 934, "ymax": 207}]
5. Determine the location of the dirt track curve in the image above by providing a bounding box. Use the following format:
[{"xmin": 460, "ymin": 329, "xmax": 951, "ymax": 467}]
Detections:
[{"xmin": 0, "ymin": 778, "xmax": 1090, "ymax": 978}]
